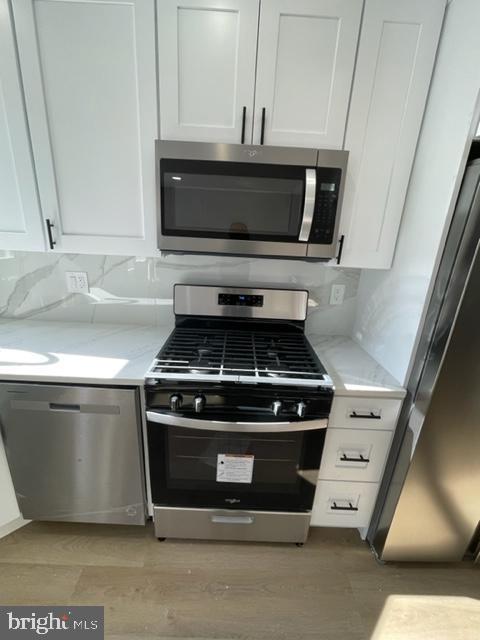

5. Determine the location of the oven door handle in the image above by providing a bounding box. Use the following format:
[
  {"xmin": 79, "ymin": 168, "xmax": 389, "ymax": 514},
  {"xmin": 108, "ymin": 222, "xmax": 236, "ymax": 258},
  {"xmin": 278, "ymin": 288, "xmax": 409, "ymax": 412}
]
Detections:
[
  {"xmin": 146, "ymin": 411, "xmax": 328, "ymax": 433},
  {"xmin": 298, "ymin": 168, "xmax": 316, "ymax": 242}
]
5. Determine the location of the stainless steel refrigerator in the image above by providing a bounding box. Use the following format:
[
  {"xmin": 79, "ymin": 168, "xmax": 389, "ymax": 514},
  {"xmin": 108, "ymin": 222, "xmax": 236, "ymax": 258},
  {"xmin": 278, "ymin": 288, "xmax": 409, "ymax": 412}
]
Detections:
[{"xmin": 368, "ymin": 153, "xmax": 480, "ymax": 562}]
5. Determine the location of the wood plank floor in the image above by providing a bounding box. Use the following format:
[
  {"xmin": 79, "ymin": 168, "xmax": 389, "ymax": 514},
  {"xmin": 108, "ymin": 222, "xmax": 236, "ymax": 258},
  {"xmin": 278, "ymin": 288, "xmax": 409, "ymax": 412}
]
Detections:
[{"xmin": 0, "ymin": 521, "xmax": 479, "ymax": 639}]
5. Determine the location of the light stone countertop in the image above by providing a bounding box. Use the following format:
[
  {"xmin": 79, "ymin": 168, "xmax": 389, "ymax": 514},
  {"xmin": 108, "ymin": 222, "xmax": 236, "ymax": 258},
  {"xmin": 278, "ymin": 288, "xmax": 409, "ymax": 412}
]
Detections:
[
  {"xmin": 308, "ymin": 333, "xmax": 405, "ymax": 399},
  {"xmin": 0, "ymin": 320, "xmax": 405, "ymax": 398},
  {"xmin": 0, "ymin": 319, "xmax": 169, "ymax": 386}
]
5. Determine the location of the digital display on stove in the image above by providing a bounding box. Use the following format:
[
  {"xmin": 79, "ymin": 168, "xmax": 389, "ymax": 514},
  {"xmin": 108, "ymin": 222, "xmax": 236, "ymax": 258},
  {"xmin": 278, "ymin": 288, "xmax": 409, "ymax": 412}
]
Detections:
[{"xmin": 218, "ymin": 293, "xmax": 264, "ymax": 307}]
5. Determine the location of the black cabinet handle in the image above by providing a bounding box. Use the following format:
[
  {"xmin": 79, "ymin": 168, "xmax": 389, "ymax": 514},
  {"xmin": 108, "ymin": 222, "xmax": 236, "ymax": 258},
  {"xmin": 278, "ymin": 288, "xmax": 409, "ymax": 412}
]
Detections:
[
  {"xmin": 241, "ymin": 106, "xmax": 246, "ymax": 144},
  {"xmin": 340, "ymin": 453, "xmax": 370, "ymax": 463},
  {"xmin": 349, "ymin": 411, "xmax": 381, "ymax": 420},
  {"xmin": 45, "ymin": 218, "xmax": 56, "ymax": 250},
  {"xmin": 336, "ymin": 234, "xmax": 345, "ymax": 264},
  {"xmin": 260, "ymin": 107, "xmax": 266, "ymax": 145},
  {"xmin": 331, "ymin": 502, "xmax": 358, "ymax": 512}
]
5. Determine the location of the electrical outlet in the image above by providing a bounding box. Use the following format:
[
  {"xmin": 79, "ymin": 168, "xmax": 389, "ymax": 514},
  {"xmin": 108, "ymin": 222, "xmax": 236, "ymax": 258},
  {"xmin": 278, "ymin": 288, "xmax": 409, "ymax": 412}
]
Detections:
[
  {"xmin": 66, "ymin": 271, "xmax": 89, "ymax": 293},
  {"xmin": 329, "ymin": 284, "xmax": 345, "ymax": 306}
]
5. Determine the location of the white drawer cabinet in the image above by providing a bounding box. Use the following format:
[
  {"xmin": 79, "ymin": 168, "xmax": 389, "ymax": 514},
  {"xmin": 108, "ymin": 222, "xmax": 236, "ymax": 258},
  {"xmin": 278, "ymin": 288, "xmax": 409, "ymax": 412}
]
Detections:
[
  {"xmin": 311, "ymin": 393, "xmax": 403, "ymax": 531},
  {"xmin": 13, "ymin": 0, "xmax": 158, "ymax": 256},
  {"xmin": 328, "ymin": 396, "xmax": 402, "ymax": 431},
  {"xmin": 311, "ymin": 480, "xmax": 379, "ymax": 528},
  {"xmin": 318, "ymin": 428, "xmax": 392, "ymax": 483},
  {"xmin": 0, "ymin": 0, "xmax": 45, "ymax": 251}
]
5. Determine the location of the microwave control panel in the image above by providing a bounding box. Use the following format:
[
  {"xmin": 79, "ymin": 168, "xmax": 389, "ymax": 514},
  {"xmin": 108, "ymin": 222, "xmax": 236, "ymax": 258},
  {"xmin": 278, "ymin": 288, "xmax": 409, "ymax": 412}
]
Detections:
[{"xmin": 310, "ymin": 167, "xmax": 342, "ymax": 245}]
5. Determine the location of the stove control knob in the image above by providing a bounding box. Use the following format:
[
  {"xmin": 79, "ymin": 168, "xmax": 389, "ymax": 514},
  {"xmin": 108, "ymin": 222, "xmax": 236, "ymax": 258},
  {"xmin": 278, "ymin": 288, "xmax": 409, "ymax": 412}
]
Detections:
[
  {"xmin": 169, "ymin": 394, "xmax": 182, "ymax": 412},
  {"xmin": 296, "ymin": 401, "xmax": 307, "ymax": 418},
  {"xmin": 194, "ymin": 395, "xmax": 205, "ymax": 413},
  {"xmin": 272, "ymin": 400, "xmax": 282, "ymax": 416}
]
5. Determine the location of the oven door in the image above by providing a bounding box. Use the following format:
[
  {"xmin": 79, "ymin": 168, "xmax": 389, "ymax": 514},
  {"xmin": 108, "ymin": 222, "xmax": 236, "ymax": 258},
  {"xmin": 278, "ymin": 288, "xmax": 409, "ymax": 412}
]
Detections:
[
  {"xmin": 147, "ymin": 412, "xmax": 327, "ymax": 512},
  {"xmin": 158, "ymin": 155, "xmax": 316, "ymax": 259}
]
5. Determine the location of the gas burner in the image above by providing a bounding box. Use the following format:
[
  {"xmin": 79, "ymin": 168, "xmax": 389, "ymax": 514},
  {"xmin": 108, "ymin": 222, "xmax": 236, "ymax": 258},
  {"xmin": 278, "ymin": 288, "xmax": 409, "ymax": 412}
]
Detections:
[
  {"xmin": 147, "ymin": 327, "xmax": 332, "ymax": 388},
  {"xmin": 188, "ymin": 347, "xmax": 213, "ymax": 372}
]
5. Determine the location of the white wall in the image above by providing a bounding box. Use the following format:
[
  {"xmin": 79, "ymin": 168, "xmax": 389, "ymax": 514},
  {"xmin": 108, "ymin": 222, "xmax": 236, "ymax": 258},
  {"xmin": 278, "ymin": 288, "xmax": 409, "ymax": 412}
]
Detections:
[{"xmin": 353, "ymin": 0, "xmax": 480, "ymax": 385}]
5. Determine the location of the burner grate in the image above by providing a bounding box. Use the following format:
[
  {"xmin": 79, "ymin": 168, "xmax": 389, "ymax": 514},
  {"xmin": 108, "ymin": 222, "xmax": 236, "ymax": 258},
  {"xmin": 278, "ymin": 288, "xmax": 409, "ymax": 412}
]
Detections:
[{"xmin": 150, "ymin": 327, "xmax": 328, "ymax": 385}]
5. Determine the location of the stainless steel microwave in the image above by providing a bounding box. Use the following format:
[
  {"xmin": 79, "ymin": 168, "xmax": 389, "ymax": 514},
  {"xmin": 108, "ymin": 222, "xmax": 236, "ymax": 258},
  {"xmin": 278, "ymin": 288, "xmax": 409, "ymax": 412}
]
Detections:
[{"xmin": 156, "ymin": 140, "xmax": 348, "ymax": 260}]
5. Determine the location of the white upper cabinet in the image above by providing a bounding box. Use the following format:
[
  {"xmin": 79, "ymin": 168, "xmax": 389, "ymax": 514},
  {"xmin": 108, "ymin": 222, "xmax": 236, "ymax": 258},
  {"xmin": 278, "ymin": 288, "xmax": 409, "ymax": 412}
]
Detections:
[
  {"xmin": 253, "ymin": 0, "xmax": 362, "ymax": 148},
  {"xmin": 158, "ymin": 0, "xmax": 259, "ymax": 144},
  {"xmin": 0, "ymin": 0, "xmax": 45, "ymax": 252},
  {"xmin": 158, "ymin": 0, "xmax": 362, "ymax": 148},
  {"xmin": 339, "ymin": 0, "xmax": 445, "ymax": 268},
  {"xmin": 13, "ymin": 0, "xmax": 158, "ymax": 255}
]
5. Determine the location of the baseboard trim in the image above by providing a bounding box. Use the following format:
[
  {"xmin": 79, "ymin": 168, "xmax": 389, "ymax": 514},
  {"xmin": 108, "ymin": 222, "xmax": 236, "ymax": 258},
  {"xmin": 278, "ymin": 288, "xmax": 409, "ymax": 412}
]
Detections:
[{"xmin": 0, "ymin": 515, "xmax": 29, "ymax": 539}]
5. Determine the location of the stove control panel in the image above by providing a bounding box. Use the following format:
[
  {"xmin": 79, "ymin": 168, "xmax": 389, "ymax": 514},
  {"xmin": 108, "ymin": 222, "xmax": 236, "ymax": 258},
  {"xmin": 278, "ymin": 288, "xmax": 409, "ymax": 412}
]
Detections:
[
  {"xmin": 147, "ymin": 386, "xmax": 333, "ymax": 421},
  {"xmin": 218, "ymin": 293, "xmax": 264, "ymax": 307}
]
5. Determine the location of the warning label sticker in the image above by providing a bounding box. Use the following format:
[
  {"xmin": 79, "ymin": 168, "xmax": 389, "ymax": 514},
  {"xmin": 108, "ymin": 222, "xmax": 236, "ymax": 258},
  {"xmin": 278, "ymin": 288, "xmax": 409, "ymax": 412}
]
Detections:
[{"xmin": 216, "ymin": 453, "xmax": 254, "ymax": 483}]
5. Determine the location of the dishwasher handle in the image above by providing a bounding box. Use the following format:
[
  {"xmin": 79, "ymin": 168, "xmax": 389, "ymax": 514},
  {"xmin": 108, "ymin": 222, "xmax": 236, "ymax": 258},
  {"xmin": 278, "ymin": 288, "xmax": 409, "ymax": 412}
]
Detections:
[{"xmin": 49, "ymin": 403, "xmax": 81, "ymax": 412}]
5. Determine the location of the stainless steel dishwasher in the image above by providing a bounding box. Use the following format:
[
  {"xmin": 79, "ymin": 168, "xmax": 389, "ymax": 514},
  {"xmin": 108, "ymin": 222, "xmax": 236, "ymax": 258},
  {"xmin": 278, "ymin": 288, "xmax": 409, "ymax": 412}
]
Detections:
[{"xmin": 0, "ymin": 383, "xmax": 145, "ymax": 525}]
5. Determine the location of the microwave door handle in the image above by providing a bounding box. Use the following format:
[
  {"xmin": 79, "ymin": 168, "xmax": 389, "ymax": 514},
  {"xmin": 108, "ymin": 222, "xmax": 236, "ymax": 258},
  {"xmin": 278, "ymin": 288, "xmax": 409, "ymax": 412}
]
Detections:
[{"xmin": 298, "ymin": 168, "xmax": 316, "ymax": 241}]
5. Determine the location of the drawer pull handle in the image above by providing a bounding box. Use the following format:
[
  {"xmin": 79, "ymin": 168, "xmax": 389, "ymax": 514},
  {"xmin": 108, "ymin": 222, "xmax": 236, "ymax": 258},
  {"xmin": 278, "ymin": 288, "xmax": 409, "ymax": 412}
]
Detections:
[
  {"xmin": 340, "ymin": 453, "xmax": 370, "ymax": 463},
  {"xmin": 331, "ymin": 502, "xmax": 358, "ymax": 512},
  {"xmin": 211, "ymin": 515, "xmax": 254, "ymax": 525},
  {"xmin": 349, "ymin": 411, "xmax": 381, "ymax": 420}
]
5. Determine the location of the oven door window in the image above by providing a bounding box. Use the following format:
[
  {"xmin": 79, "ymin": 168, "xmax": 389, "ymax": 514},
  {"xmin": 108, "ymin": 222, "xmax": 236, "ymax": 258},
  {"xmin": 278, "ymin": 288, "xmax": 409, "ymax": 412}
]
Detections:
[
  {"xmin": 148, "ymin": 424, "xmax": 325, "ymax": 512},
  {"xmin": 160, "ymin": 159, "xmax": 306, "ymax": 242}
]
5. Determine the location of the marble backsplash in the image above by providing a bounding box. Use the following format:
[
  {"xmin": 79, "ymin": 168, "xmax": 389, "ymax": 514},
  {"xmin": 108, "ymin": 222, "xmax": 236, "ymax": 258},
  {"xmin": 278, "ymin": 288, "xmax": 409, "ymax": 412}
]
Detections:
[{"xmin": 0, "ymin": 251, "xmax": 360, "ymax": 335}]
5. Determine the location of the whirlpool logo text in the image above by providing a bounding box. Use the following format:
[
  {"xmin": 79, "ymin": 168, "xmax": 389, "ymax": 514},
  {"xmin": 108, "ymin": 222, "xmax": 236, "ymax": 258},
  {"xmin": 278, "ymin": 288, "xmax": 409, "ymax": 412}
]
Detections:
[{"xmin": 0, "ymin": 607, "xmax": 104, "ymax": 638}]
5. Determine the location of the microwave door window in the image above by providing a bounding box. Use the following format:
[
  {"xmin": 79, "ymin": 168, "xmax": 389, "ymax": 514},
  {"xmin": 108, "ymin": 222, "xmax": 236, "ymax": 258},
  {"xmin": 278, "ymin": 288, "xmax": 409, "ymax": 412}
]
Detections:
[{"xmin": 162, "ymin": 166, "xmax": 305, "ymax": 241}]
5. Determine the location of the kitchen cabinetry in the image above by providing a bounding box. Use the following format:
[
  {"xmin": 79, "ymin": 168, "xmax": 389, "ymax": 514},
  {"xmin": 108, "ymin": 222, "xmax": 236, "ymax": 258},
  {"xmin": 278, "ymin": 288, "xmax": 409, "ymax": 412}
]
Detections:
[
  {"xmin": 254, "ymin": 0, "xmax": 362, "ymax": 148},
  {"xmin": 0, "ymin": 383, "xmax": 146, "ymax": 525},
  {"xmin": 339, "ymin": 0, "xmax": 445, "ymax": 268},
  {"xmin": 1, "ymin": 0, "xmax": 446, "ymax": 266},
  {"xmin": 12, "ymin": 0, "xmax": 158, "ymax": 256},
  {"xmin": 158, "ymin": 0, "xmax": 258, "ymax": 144},
  {"xmin": 0, "ymin": 0, "xmax": 45, "ymax": 251},
  {"xmin": 311, "ymin": 395, "xmax": 402, "ymax": 531},
  {"xmin": 157, "ymin": 0, "xmax": 445, "ymax": 268},
  {"xmin": 158, "ymin": 0, "xmax": 362, "ymax": 148}
]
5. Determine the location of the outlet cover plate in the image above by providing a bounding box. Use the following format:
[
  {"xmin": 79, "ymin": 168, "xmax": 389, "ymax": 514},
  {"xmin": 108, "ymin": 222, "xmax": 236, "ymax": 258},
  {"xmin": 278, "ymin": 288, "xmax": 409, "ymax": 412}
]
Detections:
[
  {"xmin": 330, "ymin": 284, "xmax": 345, "ymax": 306},
  {"xmin": 66, "ymin": 271, "xmax": 89, "ymax": 293}
]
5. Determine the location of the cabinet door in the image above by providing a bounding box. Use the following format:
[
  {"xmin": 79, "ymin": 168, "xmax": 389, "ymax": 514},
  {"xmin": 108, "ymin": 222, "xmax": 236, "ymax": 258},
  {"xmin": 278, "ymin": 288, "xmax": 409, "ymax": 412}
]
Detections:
[
  {"xmin": 158, "ymin": 0, "xmax": 259, "ymax": 144},
  {"xmin": 339, "ymin": 0, "xmax": 445, "ymax": 268},
  {"xmin": 0, "ymin": 0, "xmax": 45, "ymax": 251},
  {"xmin": 13, "ymin": 0, "xmax": 157, "ymax": 256},
  {"xmin": 253, "ymin": 0, "xmax": 363, "ymax": 148}
]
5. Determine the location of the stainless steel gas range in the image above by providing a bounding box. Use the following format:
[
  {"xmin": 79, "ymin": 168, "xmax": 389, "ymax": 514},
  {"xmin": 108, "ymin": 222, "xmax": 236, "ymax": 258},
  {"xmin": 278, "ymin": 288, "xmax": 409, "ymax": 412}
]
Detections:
[{"xmin": 144, "ymin": 285, "xmax": 334, "ymax": 544}]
